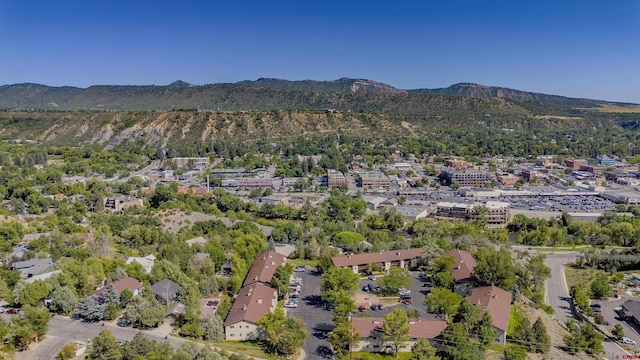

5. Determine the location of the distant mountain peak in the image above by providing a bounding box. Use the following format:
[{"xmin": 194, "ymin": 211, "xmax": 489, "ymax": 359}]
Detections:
[{"xmin": 168, "ymin": 80, "xmax": 192, "ymax": 87}]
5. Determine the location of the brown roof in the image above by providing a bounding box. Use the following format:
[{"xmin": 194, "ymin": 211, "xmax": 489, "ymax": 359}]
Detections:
[
  {"xmin": 442, "ymin": 249, "xmax": 476, "ymax": 282},
  {"xmin": 351, "ymin": 317, "xmax": 447, "ymax": 339},
  {"xmin": 113, "ymin": 277, "xmax": 142, "ymax": 294},
  {"xmin": 243, "ymin": 251, "xmax": 286, "ymax": 287},
  {"xmin": 224, "ymin": 283, "xmax": 277, "ymax": 327},
  {"xmin": 331, "ymin": 248, "xmax": 423, "ymax": 268},
  {"xmin": 468, "ymin": 286, "xmax": 512, "ymax": 332}
]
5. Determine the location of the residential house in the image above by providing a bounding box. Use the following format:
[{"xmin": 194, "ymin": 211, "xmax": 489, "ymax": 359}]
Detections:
[
  {"xmin": 468, "ymin": 286, "xmax": 512, "ymax": 345},
  {"xmin": 224, "ymin": 283, "xmax": 278, "ymax": 340},
  {"xmin": 25, "ymin": 270, "xmax": 62, "ymax": 284},
  {"xmin": 112, "ymin": 277, "xmax": 143, "ymax": 296},
  {"xmin": 331, "ymin": 248, "xmax": 423, "ymax": 274},
  {"xmin": 243, "ymin": 251, "xmax": 286, "ymax": 287},
  {"xmin": 125, "ymin": 254, "xmax": 156, "ymax": 274},
  {"xmin": 442, "ymin": 249, "xmax": 476, "ymax": 296},
  {"xmin": 12, "ymin": 258, "xmax": 54, "ymax": 278},
  {"xmin": 151, "ymin": 279, "xmax": 182, "ymax": 304},
  {"xmin": 351, "ymin": 317, "xmax": 447, "ymax": 353},
  {"xmin": 104, "ymin": 196, "xmax": 144, "ymax": 212},
  {"xmin": 165, "ymin": 302, "xmax": 186, "ymax": 320}
]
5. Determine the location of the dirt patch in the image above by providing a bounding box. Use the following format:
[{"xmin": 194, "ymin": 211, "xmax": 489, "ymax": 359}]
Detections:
[
  {"xmin": 519, "ymin": 302, "xmax": 583, "ymax": 360},
  {"xmin": 157, "ymin": 209, "xmax": 273, "ymax": 236}
]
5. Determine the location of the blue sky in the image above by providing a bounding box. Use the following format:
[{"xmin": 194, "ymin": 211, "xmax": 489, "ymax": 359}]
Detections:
[{"xmin": 1, "ymin": 0, "xmax": 638, "ymax": 102}]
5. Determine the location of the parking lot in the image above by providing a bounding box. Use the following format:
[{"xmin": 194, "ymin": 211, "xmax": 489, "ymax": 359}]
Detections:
[
  {"xmin": 355, "ymin": 271, "xmax": 435, "ymax": 319},
  {"xmin": 285, "ymin": 269, "xmax": 334, "ymax": 359}
]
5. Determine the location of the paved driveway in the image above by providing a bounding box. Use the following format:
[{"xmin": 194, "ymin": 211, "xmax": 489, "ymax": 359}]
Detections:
[
  {"xmin": 17, "ymin": 316, "xmax": 185, "ymax": 360},
  {"xmin": 594, "ymin": 296, "xmax": 640, "ymax": 347},
  {"xmin": 286, "ymin": 269, "xmax": 333, "ymax": 359}
]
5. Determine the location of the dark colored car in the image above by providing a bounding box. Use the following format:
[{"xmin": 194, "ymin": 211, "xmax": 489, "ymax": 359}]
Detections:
[
  {"xmin": 359, "ymin": 305, "xmax": 367, "ymax": 312},
  {"xmin": 370, "ymin": 304, "xmax": 378, "ymax": 311}
]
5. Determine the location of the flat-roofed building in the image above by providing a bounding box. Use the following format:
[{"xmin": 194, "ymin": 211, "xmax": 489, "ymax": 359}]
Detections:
[
  {"xmin": 565, "ymin": 159, "xmax": 588, "ymax": 170},
  {"xmin": 436, "ymin": 201, "xmax": 509, "ymax": 226},
  {"xmin": 172, "ymin": 157, "xmax": 210, "ymax": 168},
  {"xmin": 580, "ymin": 165, "xmax": 606, "ymax": 175},
  {"xmin": 327, "ymin": 169, "xmax": 346, "ymax": 188},
  {"xmin": 439, "ymin": 170, "xmax": 489, "ymax": 188},
  {"xmin": 360, "ymin": 171, "xmax": 391, "ymax": 191},
  {"xmin": 445, "ymin": 159, "xmax": 469, "ymax": 170}
]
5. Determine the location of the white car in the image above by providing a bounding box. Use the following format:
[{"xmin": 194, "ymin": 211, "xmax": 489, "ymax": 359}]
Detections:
[
  {"xmin": 0, "ymin": 307, "xmax": 5, "ymax": 313},
  {"xmin": 284, "ymin": 302, "xmax": 298, "ymax": 308},
  {"xmin": 622, "ymin": 337, "xmax": 637, "ymax": 345}
]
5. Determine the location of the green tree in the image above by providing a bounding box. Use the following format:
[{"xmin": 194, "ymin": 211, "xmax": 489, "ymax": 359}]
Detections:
[
  {"xmin": 332, "ymin": 290, "xmax": 356, "ymax": 325},
  {"xmin": 329, "ymin": 321, "xmax": 360, "ymax": 360},
  {"xmin": 532, "ymin": 317, "xmax": 550, "ymax": 353},
  {"xmin": 612, "ymin": 324, "xmax": 624, "ymax": 339},
  {"xmin": 201, "ymin": 314, "xmax": 224, "ymax": 342},
  {"xmin": 423, "ymin": 288, "xmax": 462, "ymax": 322},
  {"xmin": 440, "ymin": 323, "xmax": 484, "ymax": 360},
  {"xmin": 504, "ymin": 344, "xmax": 527, "ymax": 360},
  {"xmin": 590, "ymin": 273, "xmax": 612, "ymax": 299},
  {"xmin": 256, "ymin": 308, "xmax": 307, "ymax": 357},
  {"xmin": 18, "ymin": 280, "xmax": 51, "ymax": 307},
  {"xmin": 87, "ymin": 329, "xmax": 123, "ymax": 360},
  {"xmin": 410, "ymin": 338, "xmax": 440, "ymax": 360},
  {"xmin": 50, "ymin": 286, "xmax": 79, "ymax": 314},
  {"xmin": 475, "ymin": 312, "xmax": 497, "ymax": 348},
  {"xmin": 321, "ymin": 267, "xmax": 359, "ymax": 304},
  {"xmin": 378, "ymin": 268, "xmax": 412, "ymax": 296},
  {"xmin": 57, "ymin": 344, "xmax": 77, "ymax": 360},
  {"xmin": 471, "ymin": 248, "xmax": 515, "ymax": 290},
  {"xmin": 453, "ymin": 298, "xmax": 481, "ymax": 333},
  {"xmin": 383, "ymin": 308, "xmax": 410, "ymax": 358},
  {"xmin": 271, "ymin": 263, "xmax": 294, "ymax": 300}
]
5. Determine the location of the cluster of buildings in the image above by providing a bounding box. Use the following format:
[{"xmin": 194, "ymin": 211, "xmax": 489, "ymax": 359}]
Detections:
[
  {"xmin": 224, "ymin": 251, "xmax": 286, "ymax": 340},
  {"xmin": 331, "ymin": 248, "xmax": 512, "ymax": 349}
]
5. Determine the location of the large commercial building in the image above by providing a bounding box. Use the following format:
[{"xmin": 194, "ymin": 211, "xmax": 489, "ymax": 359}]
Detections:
[
  {"xmin": 435, "ymin": 201, "xmax": 510, "ymax": 226},
  {"xmin": 327, "ymin": 169, "xmax": 347, "ymax": 188},
  {"xmin": 439, "ymin": 170, "xmax": 489, "ymax": 188},
  {"xmin": 360, "ymin": 171, "xmax": 391, "ymax": 191}
]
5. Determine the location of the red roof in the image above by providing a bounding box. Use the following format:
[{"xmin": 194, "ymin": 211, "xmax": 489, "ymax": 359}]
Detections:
[
  {"xmin": 224, "ymin": 283, "xmax": 277, "ymax": 326},
  {"xmin": 468, "ymin": 285, "xmax": 512, "ymax": 332},
  {"xmin": 331, "ymin": 248, "xmax": 423, "ymax": 268},
  {"xmin": 243, "ymin": 251, "xmax": 286, "ymax": 287},
  {"xmin": 113, "ymin": 277, "xmax": 142, "ymax": 294},
  {"xmin": 351, "ymin": 317, "xmax": 447, "ymax": 339},
  {"xmin": 442, "ymin": 249, "xmax": 476, "ymax": 282}
]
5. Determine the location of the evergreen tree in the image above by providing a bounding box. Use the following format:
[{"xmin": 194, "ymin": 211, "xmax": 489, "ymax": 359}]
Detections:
[
  {"xmin": 88, "ymin": 329, "xmax": 122, "ymax": 360},
  {"xmin": 532, "ymin": 317, "xmax": 550, "ymax": 353},
  {"xmin": 50, "ymin": 286, "xmax": 79, "ymax": 314}
]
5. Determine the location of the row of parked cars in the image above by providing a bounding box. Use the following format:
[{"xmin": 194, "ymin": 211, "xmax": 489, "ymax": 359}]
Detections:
[
  {"xmin": 359, "ymin": 304, "xmax": 386, "ymax": 312},
  {"xmin": 285, "ymin": 276, "xmax": 303, "ymax": 308}
]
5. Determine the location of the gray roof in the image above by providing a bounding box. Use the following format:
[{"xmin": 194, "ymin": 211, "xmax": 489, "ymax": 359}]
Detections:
[
  {"xmin": 12, "ymin": 258, "xmax": 53, "ymax": 277},
  {"xmin": 622, "ymin": 300, "xmax": 640, "ymax": 320},
  {"xmin": 151, "ymin": 279, "xmax": 182, "ymax": 298}
]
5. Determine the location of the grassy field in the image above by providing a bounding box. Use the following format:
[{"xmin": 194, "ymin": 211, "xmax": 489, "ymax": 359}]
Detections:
[
  {"xmin": 564, "ymin": 266, "xmax": 600, "ymax": 291},
  {"xmin": 216, "ymin": 341, "xmax": 276, "ymax": 360}
]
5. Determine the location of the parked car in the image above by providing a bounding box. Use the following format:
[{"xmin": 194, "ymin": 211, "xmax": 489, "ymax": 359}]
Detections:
[
  {"xmin": 0, "ymin": 307, "xmax": 5, "ymax": 313},
  {"xmin": 622, "ymin": 337, "xmax": 637, "ymax": 345},
  {"xmin": 6, "ymin": 308, "xmax": 21, "ymax": 314},
  {"xmin": 377, "ymin": 304, "xmax": 385, "ymax": 310},
  {"xmin": 368, "ymin": 276, "xmax": 376, "ymax": 281},
  {"xmin": 358, "ymin": 305, "xmax": 367, "ymax": 312},
  {"xmin": 294, "ymin": 266, "xmax": 306, "ymax": 272},
  {"xmin": 284, "ymin": 302, "xmax": 298, "ymax": 308},
  {"xmin": 401, "ymin": 298, "xmax": 413, "ymax": 305},
  {"xmin": 290, "ymin": 293, "xmax": 299, "ymax": 298},
  {"xmin": 370, "ymin": 304, "xmax": 378, "ymax": 311},
  {"xmin": 362, "ymin": 286, "xmax": 369, "ymax": 292}
]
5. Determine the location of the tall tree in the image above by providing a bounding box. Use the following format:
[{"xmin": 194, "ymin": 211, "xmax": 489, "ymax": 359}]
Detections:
[
  {"xmin": 321, "ymin": 267, "xmax": 359, "ymax": 304},
  {"xmin": 88, "ymin": 329, "xmax": 123, "ymax": 360},
  {"xmin": 471, "ymin": 248, "xmax": 516, "ymax": 290},
  {"xmin": 423, "ymin": 288, "xmax": 462, "ymax": 322},
  {"xmin": 410, "ymin": 338, "xmax": 440, "ymax": 360},
  {"xmin": 50, "ymin": 286, "xmax": 79, "ymax": 314},
  {"xmin": 329, "ymin": 321, "xmax": 360, "ymax": 360},
  {"xmin": 532, "ymin": 317, "xmax": 550, "ymax": 353},
  {"xmin": 378, "ymin": 268, "xmax": 412, "ymax": 296},
  {"xmin": 383, "ymin": 308, "xmax": 410, "ymax": 358},
  {"xmin": 257, "ymin": 308, "xmax": 307, "ymax": 357}
]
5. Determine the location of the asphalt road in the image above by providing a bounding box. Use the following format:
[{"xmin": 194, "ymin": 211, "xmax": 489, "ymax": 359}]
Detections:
[
  {"xmin": 544, "ymin": 252, "xmax": 578, "ymax": 324},
  {"xmin": 542, "ymin": 251, "xmax": 631, "ymax": 357},
  {"xmin": 286, "ymin": 269, "xmax": 333, "ymax": 360},
  {"xmin": 594, "ymin": 296, "xmax": 640, "ymax": 348},
  {"xmin": 17, "ymin": 316, "xmax": 183, "ymax": 360}
]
